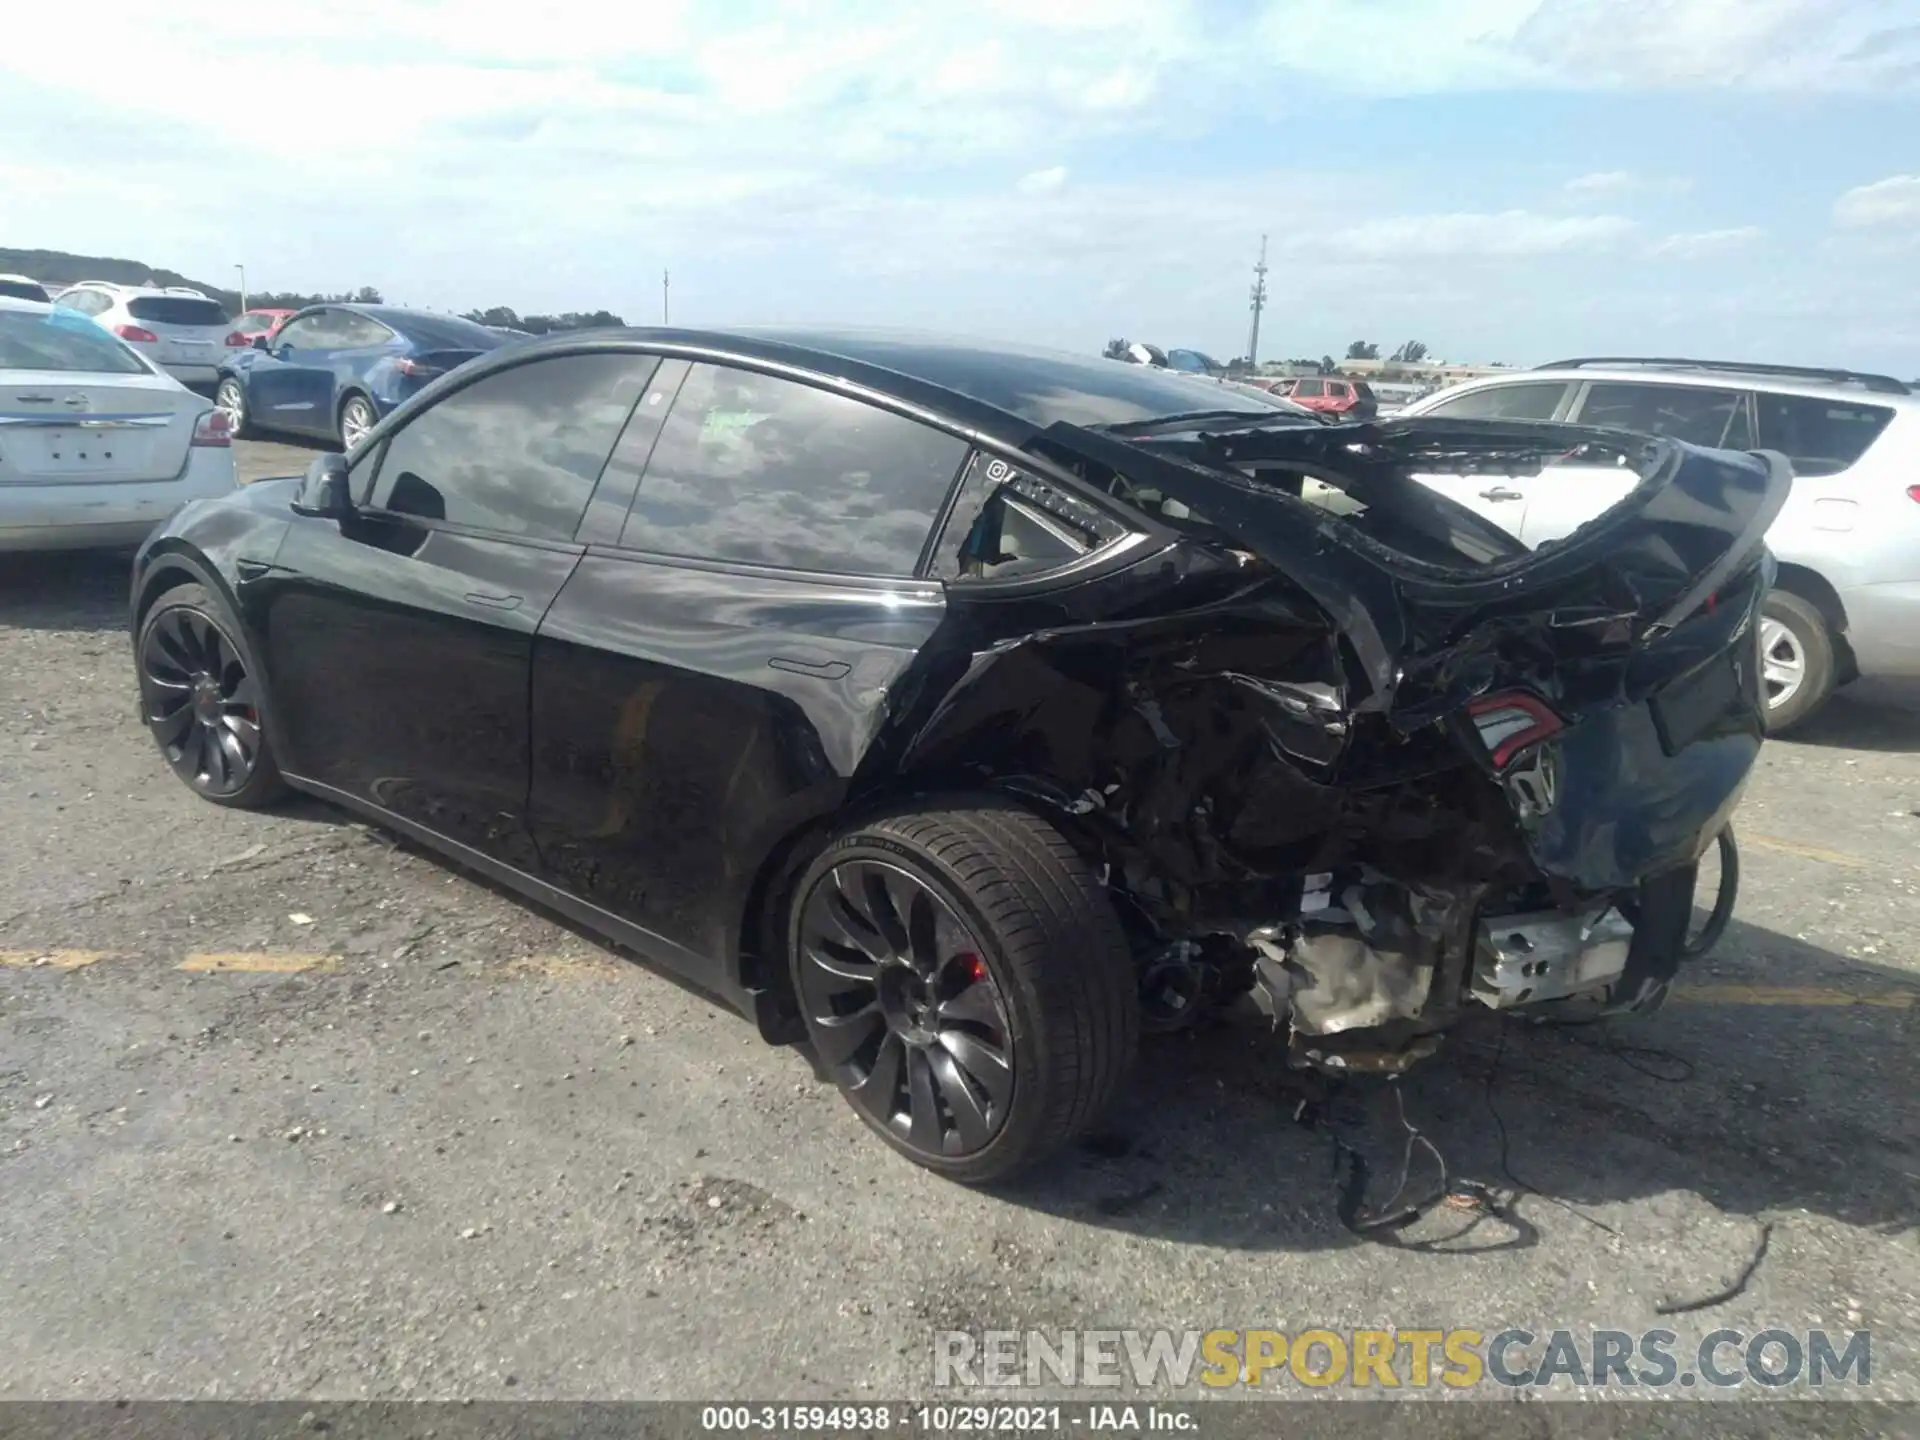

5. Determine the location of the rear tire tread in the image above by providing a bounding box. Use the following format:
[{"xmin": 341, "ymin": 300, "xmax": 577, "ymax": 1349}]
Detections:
[{"xmin": 801, "ymin": 798, "xmax": 1137, "ymax": 1182}]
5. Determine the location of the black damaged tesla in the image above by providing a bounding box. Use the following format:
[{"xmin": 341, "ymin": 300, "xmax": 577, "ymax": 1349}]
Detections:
[{"xmin": 129, "ymin": 329, "xmax": 1787, "ymax": 1182}]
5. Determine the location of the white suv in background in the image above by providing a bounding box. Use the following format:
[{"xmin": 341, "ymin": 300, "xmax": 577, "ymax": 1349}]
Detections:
[
  {"xmin": 1400, "ymin": 358, "xmax": 1920, "ymax": 731},
  {"xmin": 52, "ymin": 282, "xmax": 240, "ymax": 389}
]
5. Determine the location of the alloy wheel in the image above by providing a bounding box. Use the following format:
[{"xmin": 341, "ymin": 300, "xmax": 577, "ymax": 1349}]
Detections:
[
  {"xmin": 1758, "ymin": 616, "xmax": 1806, "ymax": 710},
  {"xmin": 139, "ymin": 606, "xmax": 263, "ymax": 797},
  {"xmin": 340, "ymin": 398, "xmax": 374, "ymax": 449},
  {"xmin": 796, "ymin": 859, "xmax": 1015, "ymax": 1159},
  {"xmin": 214, "ymin": 379, "xmax": 246, "ymax": 433}
]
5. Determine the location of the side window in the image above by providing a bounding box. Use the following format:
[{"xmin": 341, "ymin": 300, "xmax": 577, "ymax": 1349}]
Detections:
[
  {"xmin": 1293, "ymin": 378, "xmax": 1326, "ymax": 398},
  {"xmin": 61, "ymin": 290, "xmax": 109, "ymax": 317},
  {"xmin": 1423, "ymin": 382, "xmax": 1568, "ymax": 421},
  {"xmin": 1753, "ymin": 393, "xmax": 1896, "ymax": 477},
  {"xmin": 1576, "ymin": 382, "xmax": 1747, "ymax": 447},
  {"xmin": 334, "ymin": 314, "xmax": 394, "ymax": 348},
  {"xmin": 618, "ymin": 364, "xmax": 969, "ymax": 576},
  {"xmin": 368, "ymin": 352, "xmax": 657, "ymax": 540},
  {"xmin": 931, "ymin": 453, "xmax": 1130, "ymax": 582},
  {"xmin": 274, "ymin": 315, "xmax": 326, "ymax": 349}
]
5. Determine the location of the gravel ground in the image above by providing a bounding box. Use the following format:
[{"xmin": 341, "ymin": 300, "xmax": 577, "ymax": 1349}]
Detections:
[{"xmin": 1, "ymin": 440, "xmax": 1916, "ymax": 1408}]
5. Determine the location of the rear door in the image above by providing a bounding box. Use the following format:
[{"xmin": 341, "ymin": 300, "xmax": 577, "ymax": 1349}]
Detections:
[
  {"xmin": 1406, "ymin": 380, "xmax": 1577, "ymax": 538},
  {"xmin": 525, "ymin": 360, "xmax": 970, "ymax": 974},
  {"xmin": 1524, "ymin": 381, "xmax": 1753, "ymax": 545},
  {"xmin": 0, "ymin": 309, "xmax": 198, "ymax": 485},
  {"xmin": 258, "ymin": 349, "xmax": 656, "ymax": 865}
]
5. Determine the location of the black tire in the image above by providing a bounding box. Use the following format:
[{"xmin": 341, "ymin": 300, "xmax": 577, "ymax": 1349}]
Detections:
[
  {"xmin": 136, "ymin": 581, "xmax": 287, "ymax": 809},
  {"xmin": 338, "ymin": 393, "xmax": 377, "ymax": 450},
  {"xmin": 788, "ymin": 799, "xmax": 1138, "ymax": 1184},
  {"xmin": 1760, "ymin": 589, "xmax": 1835, "ymax": 733},
  {"xmin": 213, "ymin": 377, "xmax": 253, "ymax": 439}
]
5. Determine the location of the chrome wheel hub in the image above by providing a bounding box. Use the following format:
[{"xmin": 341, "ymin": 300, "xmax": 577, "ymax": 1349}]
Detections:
[{"xmin": 1758, "ymin": 617, "xmax": 1806, "ymax": 709}]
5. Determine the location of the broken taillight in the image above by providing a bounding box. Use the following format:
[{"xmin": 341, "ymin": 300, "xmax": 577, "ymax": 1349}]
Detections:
[{"xmin": 1467, "ymin": 692, "xmax": 1563, "ymax": 769}]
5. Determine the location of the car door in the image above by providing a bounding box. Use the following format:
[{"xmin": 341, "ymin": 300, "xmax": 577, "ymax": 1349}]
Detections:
[
  {"xmin": 254, "ymin": 349, "xmax": 658, "ymax": 867},
  {"xmin": 1404, "ymin": 380, "xmax": 1577, "ymax": 539},
  {"xmin": 245, "ymin": 311, "xmax": 339, "ymax": 436},
  {"xmin": 1521, "ymin": 381, "xmax": 1754, "ymax": 546},
  {"xmin": 524, "ymin": 360, "xmax": 971, "ymax": 980}
]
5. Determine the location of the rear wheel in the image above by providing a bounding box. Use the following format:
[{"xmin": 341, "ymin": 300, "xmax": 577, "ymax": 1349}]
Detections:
[
  {"xmin": 136, "ymin": 582, "xmax": 286, "ymax": 809},
  {"xmin": 338, "ymin": 394, "xmax": 377, "ymax": 450},
  {"xmin": 788, "ymin": 800, "xmax": 1138, "ymax": 1184},
  {"xmin": 1759, "ymin": 589, "xmax": 1834, "ymax": 733},
  {"xmin": 214, "ymin": 378, "xmax": 252, "ymax": 438}
]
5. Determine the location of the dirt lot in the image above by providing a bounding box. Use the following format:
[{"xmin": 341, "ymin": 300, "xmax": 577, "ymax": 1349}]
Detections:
[{"xmin": 1, "ymin": 439, "xmax": 1917, "ymax": 1405}]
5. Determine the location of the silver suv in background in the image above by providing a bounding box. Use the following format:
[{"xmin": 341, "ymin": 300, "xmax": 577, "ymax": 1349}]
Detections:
[
  {"xmin": 1401, "ymin": 358, "xmax": 1920, "ymax": 730},
  {"xmin": 52, "ymin": 282, "xmax": 240, "ymax": 389}
]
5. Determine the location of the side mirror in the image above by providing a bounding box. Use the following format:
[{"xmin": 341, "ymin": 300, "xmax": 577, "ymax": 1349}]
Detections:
[
  {"xmin": 251, "ymin": 335, "xmax": 269, "ymax": 351},
  {"xmin": 291, "ymin": 453, "xmax": 354, "ymax": 520}
]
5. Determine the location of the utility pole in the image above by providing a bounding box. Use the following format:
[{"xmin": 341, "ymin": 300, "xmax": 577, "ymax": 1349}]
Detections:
[
  {"xmin": 1246, "ymin": 234, "xmax": 1268, "ymax": 370},
  {"xmin": 234, "ymin": 263, "xmax": 247, "ymax": 312},
  {"xmin": 662, "ymin": 269, "xmax": 670, "ymax": 326}
]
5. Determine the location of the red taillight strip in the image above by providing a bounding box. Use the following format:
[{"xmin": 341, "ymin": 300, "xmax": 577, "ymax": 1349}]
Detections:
[{"xmin": 1467, "ymin": 691, "xmax": 1564, "ymax": 769}]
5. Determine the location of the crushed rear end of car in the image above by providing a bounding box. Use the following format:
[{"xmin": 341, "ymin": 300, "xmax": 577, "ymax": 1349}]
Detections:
[{"xmin": 893, "ymin": 417, "xmax": 1789, "ymax": 1072}]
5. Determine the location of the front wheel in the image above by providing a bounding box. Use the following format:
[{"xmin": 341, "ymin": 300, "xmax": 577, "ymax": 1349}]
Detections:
[
  {"xmin": 1758, "ymin": 589, "xmax": 1835, "ymax": 733},
  {"xmin": 788, "ymin": 800, "xmax": 1138, "ymax": 1184},
  {"xmin": 136, "ymin": 582, "xmax": 286, "ymax": 809},
  {"xmin": 214, "ymin": 378, "xmax": 252, "ymax": 439},
  {"xmin": 338, "ymin": 394, "xmax": 377, "ymax": 450}
]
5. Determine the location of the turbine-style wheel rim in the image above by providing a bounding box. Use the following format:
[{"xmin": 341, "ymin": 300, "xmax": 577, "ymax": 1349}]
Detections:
[
  {"xmin": 341, "ymin": 400, "xmax": 373, "ymax": 449},
  {"xmin": 796, "ymin": 859, "xmax": 1014, "ymax": 1159},
  {"xmin": 1759, "ymin": 617, "xmax": 1805, "ymax": 709},
  {"xmin": 215, "ymin": 380, "xmax": 245, "ymax": 431},
  {"xmin": 139, "ymin": 607, "xmax": 263, "ymax": 797}
]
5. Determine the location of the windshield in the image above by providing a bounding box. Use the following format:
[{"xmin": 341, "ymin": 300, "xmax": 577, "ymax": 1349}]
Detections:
[
  {"xmin": 0, "ymin": 279, "xmax": 50, "ymax": 302},
  {"xmin": 0, "ymin": 309, "xmax": 148, "ymax": 373}
]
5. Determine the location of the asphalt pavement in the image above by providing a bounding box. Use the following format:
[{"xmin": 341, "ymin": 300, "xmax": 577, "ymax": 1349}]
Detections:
[{"xmin": 1, "ymin": 439, "xmax": 1916, "ymax": 1405}]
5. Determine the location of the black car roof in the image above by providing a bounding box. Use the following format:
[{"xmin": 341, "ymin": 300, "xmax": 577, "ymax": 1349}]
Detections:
[{"xmin": 486, "ymin": 325, "xmax": 1284, "ymax": 439}]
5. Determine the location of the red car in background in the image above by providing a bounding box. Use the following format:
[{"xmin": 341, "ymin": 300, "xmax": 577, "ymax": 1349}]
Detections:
[
  {"xmin": 1286, "ymin": 375, "xmax": 1379, "ymax": 419},
  {"xmin": 229, "ymin": 308, "xmax": 296, "ymax": 345}
]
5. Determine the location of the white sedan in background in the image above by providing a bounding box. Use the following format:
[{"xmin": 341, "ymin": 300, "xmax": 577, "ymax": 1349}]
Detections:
[{"xmin": 0, "ymin": 297, "xmax": 237, "ymax": 552}]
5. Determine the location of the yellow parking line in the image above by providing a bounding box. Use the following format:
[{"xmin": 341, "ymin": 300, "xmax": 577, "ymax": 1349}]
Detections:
[
  {"xmin": 0, "ymin": 949, "xmax": 123, "ymax": 970},
  {"xmin": 1743, "ymin": 833, "xmax": 1871, "ymax": 869},
  {"xmin": 1669, "ymin": 983, "xmax": 1917, "ymax": 1009},
  {"xmin": 178, "ymin": 952, "xmax": 339, "ymax": 974}
]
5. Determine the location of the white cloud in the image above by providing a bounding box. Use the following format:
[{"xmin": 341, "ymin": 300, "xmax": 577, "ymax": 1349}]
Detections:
[
  {"xmin": 1565, "ymin": 171, "xmax": 1638, "ymax": 197},
  {"xmin": 1017, "ymin": 167, "xmax": 1070, "ymax": 195},
  {"xmin": 1647, "ymin": 226, "xmax": 1764, "ymax": 258},
  {"xmin": 1833, "ymin": 175, "xmax": 1920, "ymax": 228},
  {"xmin": 1330, "ymin": 210, "xmax": 1638, "ymax": 259}
]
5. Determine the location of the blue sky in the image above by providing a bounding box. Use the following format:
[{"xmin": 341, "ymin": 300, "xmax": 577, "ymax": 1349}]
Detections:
[{"xmin": 6, "ymin": 0, "xmax": 1918, "ymax": 371}]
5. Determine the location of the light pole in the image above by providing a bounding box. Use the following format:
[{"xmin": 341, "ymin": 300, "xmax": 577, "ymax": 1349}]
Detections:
[
  {"xmin": 662, "ymin": 269, "xmax": 670, "ymax": 325},
  {"xmin": 234, "ymin": 263, "xmax": 247, "ymax": 313}
]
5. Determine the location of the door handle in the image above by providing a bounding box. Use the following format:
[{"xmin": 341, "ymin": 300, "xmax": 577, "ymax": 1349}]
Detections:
[
  {"xmin": 465, "ymin": 591, "xmax": 524, "ymax": 611},
  {"xmin": 768, "ymin": 655, "xmax": 851, "ymax": 680},
  {"xmin": 1478, "ymin": 486, "xmax": 1524, "ymax": 502}
]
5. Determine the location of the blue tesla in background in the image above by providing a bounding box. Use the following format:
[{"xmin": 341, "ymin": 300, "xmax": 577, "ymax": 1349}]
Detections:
[{"xmin": 213, "ymin": 304, "xmax": 505, "ymax": 449}]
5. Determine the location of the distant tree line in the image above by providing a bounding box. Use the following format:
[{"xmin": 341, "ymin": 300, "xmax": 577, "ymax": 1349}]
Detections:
[{"xmin": 460, "ymin": 306, "xmax": 627, "ymax": 334}]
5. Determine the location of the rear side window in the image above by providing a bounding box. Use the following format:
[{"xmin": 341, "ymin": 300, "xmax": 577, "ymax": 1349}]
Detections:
[
  {"xmin": 1577, "ymin": 382, "xmax": 1747, "ymax": 447},
  {"xmin": 1754, "ymin": 393, "xmax": 1896, "ymax": 477},
  {"xmin": 1423, "ymin": 382, "xmax": 1568, "ymax": 421},
  {"xmin": 58, "ymin": 290, "xmax": 112, "ymax": 317},
  {"xmin": 0, "ymin": 309, "xmax": 146, "ymax": 374},
  {"xmin": 368, "ymin": 352, "xmax": 657, "ymax": 540},
  {"xmin": 127, "ymin": 296, "xmax": 230, "ymax": 327},
  {"xmin": 1293, "ymin": 378, "xmax": 1326, "ymax": 398},
  {"xmin": 619, "ymin": 364, "xmax": 969, "ymax": 576},
  {"xmin": 932, "ymin": 454, "xmax": 1130, "ymax": 581}
]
